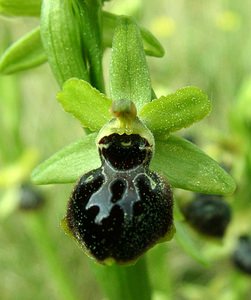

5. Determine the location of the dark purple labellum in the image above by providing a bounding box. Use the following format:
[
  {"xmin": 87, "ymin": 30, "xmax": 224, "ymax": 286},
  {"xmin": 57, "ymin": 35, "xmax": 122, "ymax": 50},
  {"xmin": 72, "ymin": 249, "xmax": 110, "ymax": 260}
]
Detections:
[
  {"xmin": 19, "ymin": 183, "xmax": 45, "ymax": 211},
  {"xmin": 98, "ymin": 133, "xmax": 152, "ymax": 170},
  {"xmin": 66, "ymin": 133, "xmax": 173, "ymax": 263},
  {"xmin": 233, "ymin": 235, "xmax": 251, "ymax": 275},
  {"xmin": 182, "ymin": 195, "xmax": 231, "ymax": 238}
]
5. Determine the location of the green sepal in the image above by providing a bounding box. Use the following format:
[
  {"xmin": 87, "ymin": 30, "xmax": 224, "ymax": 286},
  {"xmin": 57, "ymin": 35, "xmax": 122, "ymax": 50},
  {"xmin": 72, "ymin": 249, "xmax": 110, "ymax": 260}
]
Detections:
[
  {"xmin": 57, "ymin": 78, "xmax": 112, "ymax": 131},
  {"xmin": 32, "ymin": 133, "xmax": 236, "ymax": 193},
  {"xmin": 40, "ymin": 0, "xmax": 89, "ymax": 86},
  {"xmin": 102, "ymin": 11, "xmax": 165, "ymax": 57},
  {"xmin": 151, "ymin": 135, "xmax": 236, "ymax": 195},
  {"xmin": 31, "ymin": 133, "xmax": 100, "ymax": 185},
  {"xmin": 0, "ymin": 27, "xmax": 46, "ymax": 75},
  {"xmin": 110, "ymin": 16, "xmax": 151, "ymax": 110},
  {"xmin": 139, "ymin": 86, "xmax": 211, "ymax": 135},
  {"xmin": 0, "ymin": 0, "xmax": 41, "ymax": 16}
]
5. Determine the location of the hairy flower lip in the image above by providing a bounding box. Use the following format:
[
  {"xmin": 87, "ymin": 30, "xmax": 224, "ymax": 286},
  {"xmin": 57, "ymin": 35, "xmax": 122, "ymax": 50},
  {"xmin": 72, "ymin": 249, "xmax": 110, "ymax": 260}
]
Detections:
[
  {"xmin": 66, "ymin": 164, "xmax": 174, "ymax": 264},
  {"xmin": 95, "ymin": 117, "xmax": 155, "ymax": 151},
  {"xmin": 98, "ymin": 133, "xmax": 153, "ymax": 171}
]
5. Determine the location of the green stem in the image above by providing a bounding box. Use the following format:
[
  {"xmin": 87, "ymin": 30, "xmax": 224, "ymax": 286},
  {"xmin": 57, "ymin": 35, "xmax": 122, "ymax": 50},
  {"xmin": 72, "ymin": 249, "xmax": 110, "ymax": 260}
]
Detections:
[
  {"xmin": 89, "ymin": 12, "xmax": 153, "ymax": 300},
  {"xmin": 24, "ymin": 212, "xmax": 79, "ymax": 300},
  {"xmin": 92, "ymin": 256, "xmax": 152, "ymax": 300}
]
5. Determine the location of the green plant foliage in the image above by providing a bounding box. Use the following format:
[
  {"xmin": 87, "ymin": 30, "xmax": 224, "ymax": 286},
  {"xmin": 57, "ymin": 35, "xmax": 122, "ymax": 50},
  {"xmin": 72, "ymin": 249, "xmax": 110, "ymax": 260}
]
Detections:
[
  {"xmin": 0, "ymin": 27, "xmax": 46, "ymax": 74},
  {"xmin": 32, "ymin": 133, "xmax": 100, "ymax": 184},
  {"xmin": 0, "ymin": 1, "xmax": 244, "ymax": 299},
  {"xmin": 0, "ymin": 0, "xmax": 41, "ymax": 16},
  {"xmin": 57, "ymin": 78, "xmax": 112, "ymax": 131},
  {"xmin": 110, "ymin": 16, "xmax": 151, "ymax": 109},
  {"xmin": 151, "ymin": 135, "xmax": 236, "ymax": 195},
  {"xmin": 139, "ymin": 86, "xmax": 211, "ymax": 135},
  {"xmin": 40, "ymin": 0, "xmax": 89, "ymax": 86},
  {"xmin": 76, "ymin": 0, "xmax": 104, "ymax": 91},
  {"xmin": 32, "ymin": 133, "xmax": 236, "ymax": 196},
  {"xmin": 102, "ymin": 11, "xmax": 165, "ymax": 57},
  {"xmin": 0, "ymin": 12, "xmax": 165, "ymax": 76},
  {"xmin": 93, "ymin": 258, "xmax": 152, "ymax": 300}
]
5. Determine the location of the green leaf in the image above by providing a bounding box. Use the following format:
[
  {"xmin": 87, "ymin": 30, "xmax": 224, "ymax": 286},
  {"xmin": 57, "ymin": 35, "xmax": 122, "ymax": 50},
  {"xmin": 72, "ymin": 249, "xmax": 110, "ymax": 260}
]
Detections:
[
  {"xmin": 31, "ymin": 133, "xmax": 100, "ymax": 185},
  {"xmin": 139, "ymin": 86, "xmax": 211, "ymax": 135},
  {"xmin": 40, "ymin": 0, "xmax": 89, "ymax": 86},
  {"xmin": 57, "ymin": 78, "xmax": 112, "ymax": 131},
  {"xmin": 0, "ymin": 0, "xmax": 41, "ymax": 16},
  {"xmin": 102, "ymin": 11, "xmax": 165, "ymax": 57},
  {"xmin": 0, "ymin": 27, "xmax": 46, "ymax": 75},
  {"xmin": 110, "ymin": 16, "xmax": 151, "ymax": 110},
  {"xmin": 151, "ymin": 135, "xmax": 236, "ymax": 195}
]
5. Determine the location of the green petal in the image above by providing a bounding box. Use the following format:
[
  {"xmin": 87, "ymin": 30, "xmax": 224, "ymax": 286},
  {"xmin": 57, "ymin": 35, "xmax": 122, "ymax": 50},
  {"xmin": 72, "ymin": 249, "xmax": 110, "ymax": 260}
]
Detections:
[
  {"xmin": 57, "ymin": 78, "xmax": 112, "ymax": 131},
  {"xmin": 0, "ymin": 27, "xmax": 47, "ymax": 75},
  {"xmin": 31, "ymin": 133, "xmax": 100, "ymax": 185},
  {"xmin": 151, "ymin": 135, "xmax": 236, "ymax": 195},
  {"xmin": 139, "ymin": 86, "xmax": 211, "ymax": 135},
  {"xmin": 0, "ymin": 0, "xmax": 41, "ymax": 16},
  {"xmin": 110, "ymin": 16, "xmax": 151, "ymax": 110}
]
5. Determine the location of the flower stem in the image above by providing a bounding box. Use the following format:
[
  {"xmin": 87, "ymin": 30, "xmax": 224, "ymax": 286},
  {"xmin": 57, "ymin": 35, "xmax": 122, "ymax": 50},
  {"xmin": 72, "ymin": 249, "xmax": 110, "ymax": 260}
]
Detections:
[{"xmin": 92, "ymin": 256, "xmax": 152, "ymax": 300}]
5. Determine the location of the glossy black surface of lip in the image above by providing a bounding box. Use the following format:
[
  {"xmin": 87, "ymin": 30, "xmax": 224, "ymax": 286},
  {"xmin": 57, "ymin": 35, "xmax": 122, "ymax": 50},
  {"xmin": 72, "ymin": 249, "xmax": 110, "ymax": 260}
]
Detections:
[
  {"xmin": 66, "ymin": 165, "xmax": 173, "ymax": 263},
  {"xmin": 66, "ymin": 132, "xmax": 173, "ymax": 263},
  {"xmin": 98, "ymin": 133, "xmax": 152, "ymax": 170}
]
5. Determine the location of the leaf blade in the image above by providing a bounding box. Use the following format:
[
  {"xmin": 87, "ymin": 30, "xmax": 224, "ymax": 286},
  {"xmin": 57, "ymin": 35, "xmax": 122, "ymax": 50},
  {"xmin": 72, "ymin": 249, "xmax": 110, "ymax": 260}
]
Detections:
[
  {"xmin": 139, "ymin": 86, "xmax": 211, "ymax": 135},
  {"xmin": 151, "ymin": 135, "xmax": 236, "ymax": 195},
  {"xmin": 31, "ymin": 133, "xmax": 100, "ymax": 185}
]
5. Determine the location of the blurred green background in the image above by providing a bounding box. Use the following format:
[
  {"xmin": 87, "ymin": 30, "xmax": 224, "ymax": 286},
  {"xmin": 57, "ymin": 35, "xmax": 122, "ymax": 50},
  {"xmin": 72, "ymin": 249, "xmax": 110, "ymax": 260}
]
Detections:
[{"xmin": 1, "ymin": 0, "xmax": 251, "ymax": 299}]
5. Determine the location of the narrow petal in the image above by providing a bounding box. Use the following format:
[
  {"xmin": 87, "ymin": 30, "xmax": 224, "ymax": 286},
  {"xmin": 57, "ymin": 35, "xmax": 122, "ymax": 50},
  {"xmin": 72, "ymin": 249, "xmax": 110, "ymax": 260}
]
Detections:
[
  {"xmin": 57, "ymin": 78, "xmax": 112, "ymax": 131},
  {"xmin": 139, "ymin": 86, "xmax": 211, "ymax": 135}
]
